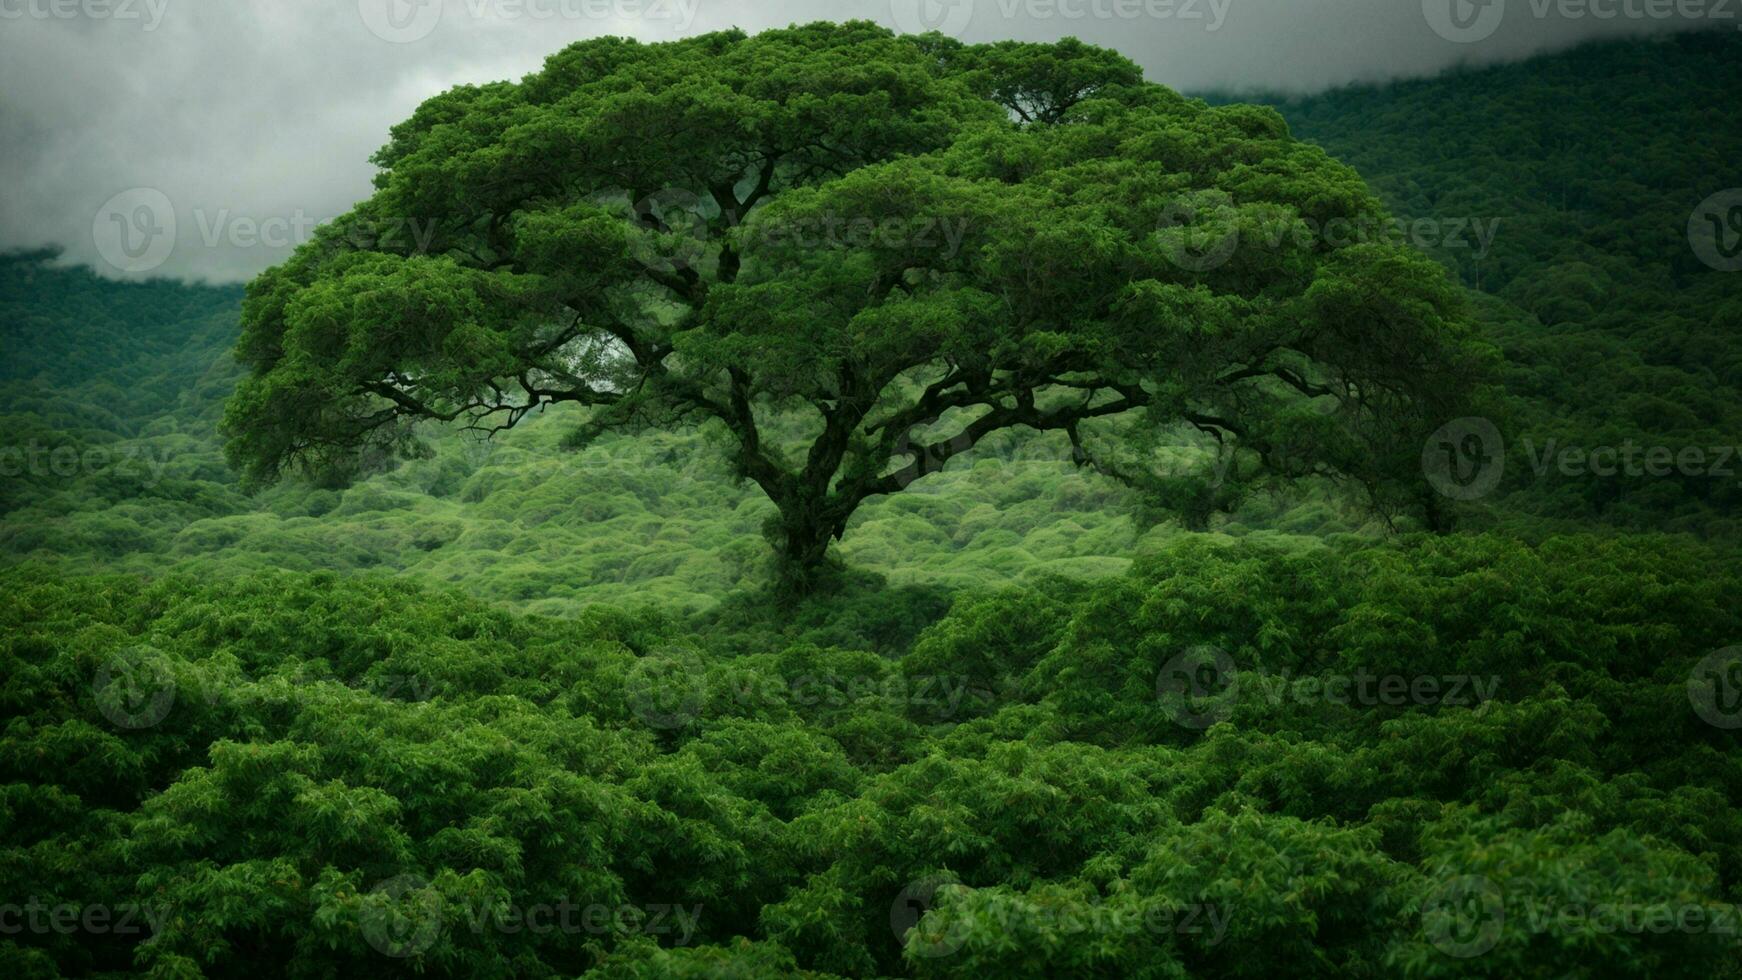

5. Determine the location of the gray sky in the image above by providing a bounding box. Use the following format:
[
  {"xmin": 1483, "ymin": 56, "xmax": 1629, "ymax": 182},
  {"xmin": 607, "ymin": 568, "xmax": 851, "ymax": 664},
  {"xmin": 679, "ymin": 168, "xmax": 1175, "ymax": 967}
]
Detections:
[{"xmin": 0, "ymin": 0, "xmax": 1725, "ymax": 282}]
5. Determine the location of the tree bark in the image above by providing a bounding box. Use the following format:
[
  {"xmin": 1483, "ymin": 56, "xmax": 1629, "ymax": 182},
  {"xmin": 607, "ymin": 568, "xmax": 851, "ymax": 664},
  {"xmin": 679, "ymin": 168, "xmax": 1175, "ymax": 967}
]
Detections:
[{"xmin": 767, "ymin": 492, "xmax": 848, "ymax": 598}]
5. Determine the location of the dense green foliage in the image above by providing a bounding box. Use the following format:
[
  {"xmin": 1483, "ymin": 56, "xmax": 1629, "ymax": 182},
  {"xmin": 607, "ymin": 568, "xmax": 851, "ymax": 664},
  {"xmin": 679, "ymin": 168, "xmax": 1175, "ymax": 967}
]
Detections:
[
  {"xmin": 4, "ymin": 25, "xmax": 1742, "ymax": 979},
  {"xmin": 4, "ymin": 534, "xmax": 1740, "ymax": 977},
  {"xmin": 0, "ymin": 253, "xmax": 244, "ymax": 524}
]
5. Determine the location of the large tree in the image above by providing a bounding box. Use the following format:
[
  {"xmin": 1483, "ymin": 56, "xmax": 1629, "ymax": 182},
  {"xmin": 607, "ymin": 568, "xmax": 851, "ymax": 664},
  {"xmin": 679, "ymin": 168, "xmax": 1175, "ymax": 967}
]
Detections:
[{"xmin": 224, "ymin": 22, "xmax": 1486, "ymax": 593}]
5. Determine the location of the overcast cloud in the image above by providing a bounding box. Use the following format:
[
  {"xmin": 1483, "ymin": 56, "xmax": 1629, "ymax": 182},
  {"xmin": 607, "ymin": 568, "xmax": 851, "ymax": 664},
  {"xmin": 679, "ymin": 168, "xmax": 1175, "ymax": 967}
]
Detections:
[{"xmin": 0, "ymin": 0, "xmax": 1725, "ymax": 282}]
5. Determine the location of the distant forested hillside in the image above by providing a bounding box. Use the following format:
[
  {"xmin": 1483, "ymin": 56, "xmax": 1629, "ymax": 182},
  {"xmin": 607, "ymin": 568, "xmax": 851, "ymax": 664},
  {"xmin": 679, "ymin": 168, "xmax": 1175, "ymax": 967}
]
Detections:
[
  {"xmin": 1259, "ymin": 30, "xmax": 1742, "ymax": 534},
  {"xmin": 0, "ymin": 251, "xmax": 246, "ymax": 530}
]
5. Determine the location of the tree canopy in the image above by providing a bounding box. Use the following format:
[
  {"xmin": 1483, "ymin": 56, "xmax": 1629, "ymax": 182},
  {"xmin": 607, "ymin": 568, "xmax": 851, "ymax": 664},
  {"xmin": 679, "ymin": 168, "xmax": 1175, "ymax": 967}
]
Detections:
[{"xmin": 223, "ymin": 23, "xmax": 1485, "ymax": 592}]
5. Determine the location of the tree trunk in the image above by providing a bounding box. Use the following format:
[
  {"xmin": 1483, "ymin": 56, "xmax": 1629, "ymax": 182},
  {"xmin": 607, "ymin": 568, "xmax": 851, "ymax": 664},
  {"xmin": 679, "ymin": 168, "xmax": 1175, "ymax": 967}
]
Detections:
[{"xmin": 767, "ymin": 494, "xmax": 846, "ymax": 599}]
